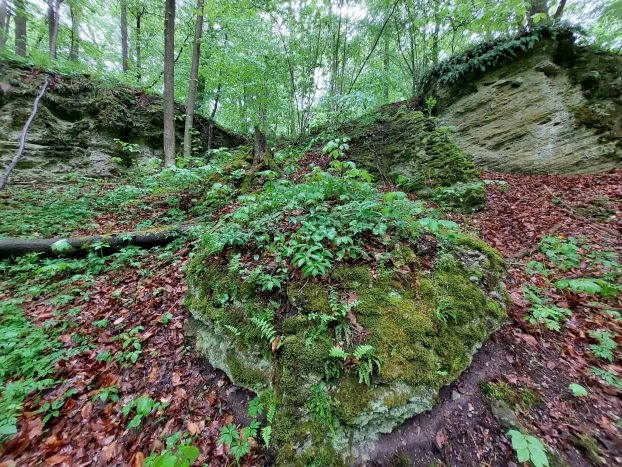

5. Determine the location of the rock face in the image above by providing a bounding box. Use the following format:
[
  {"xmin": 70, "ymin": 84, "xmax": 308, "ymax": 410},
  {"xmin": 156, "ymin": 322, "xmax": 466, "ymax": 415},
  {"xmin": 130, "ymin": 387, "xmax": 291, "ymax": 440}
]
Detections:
[
  {"xmin": 0, "ymin": 60, "xmax": 247, "ymax": 183},
  {"xmin": 425, "ymin": 27, "xmax": 621, "ymax": 174}
]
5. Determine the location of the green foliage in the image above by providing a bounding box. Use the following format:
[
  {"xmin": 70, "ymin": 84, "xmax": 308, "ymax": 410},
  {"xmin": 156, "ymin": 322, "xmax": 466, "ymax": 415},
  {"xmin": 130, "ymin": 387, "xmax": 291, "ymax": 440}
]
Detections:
[
  {"xmin": 591, "ymin": 367, "xmax": 622, "ymax": 390},
  {"xmin": 144, "ymin": 432, "xmax": 200, "ymax": 467},
  {"xmin": 555, "ymin": 278, "xmax": 618, "ymax": 298},
  {"xmin": 352, "ymin": 344, "xmax": 381, "ymax": 386},
  {"xmin": 218, "ymin": 390, "xmax": 277, "ymax": 463},
  {"xmin": 588, "ymin": 330, "xmax": 617, "ymax": 362},
  {"xmin": 523, "ymin": 285, "xmax": 571, "ymax": 331},
  {"xmin": 507, "ymin": 430, "xmax": 549, "ymax": 467},
  {"xmin": 0, "ymin": 298, "xmax": 66, "ymax": 438},
  {"xmin": 540, "ymin": 236, "xmax": 581, "ymax": 271},
  {"xmin": 307, "ymin": 384, "xmax": 335, "ymax": 436},
  {"xmin": 202, "ymin": 159, "xmax": 433, "ymax": 280},
  {"xmin": 121, "ymin": 395, "xmax": 168, "ymax": 429},
  {"xmin": 114, "ymin": 326, "xmax": 144, "ymax": 365},
  {"xmin": 93, "ymin": 385, "xmax": 120, "ymax": 404},
  {"xmin": 218, "ymin": 423, "xmax": 251, "ymax": 464},
  {"xmin": 38, "ymin": 388, "xmax": 78, "ymax": 425},
  {"xmin": 568, "ymin": 383, "xmax": 588, "ymax": 397},
  {"xmin": 322, "ymin": 137, "xmax": 351, "ymax": 160}
]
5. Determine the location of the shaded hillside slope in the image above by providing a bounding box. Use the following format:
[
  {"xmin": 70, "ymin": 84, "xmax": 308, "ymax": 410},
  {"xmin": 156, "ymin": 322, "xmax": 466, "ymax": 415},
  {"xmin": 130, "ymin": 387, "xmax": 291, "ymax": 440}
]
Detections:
[{"xmin": 0, "ymin": 60, "xmax": 247, "ymax": 183}]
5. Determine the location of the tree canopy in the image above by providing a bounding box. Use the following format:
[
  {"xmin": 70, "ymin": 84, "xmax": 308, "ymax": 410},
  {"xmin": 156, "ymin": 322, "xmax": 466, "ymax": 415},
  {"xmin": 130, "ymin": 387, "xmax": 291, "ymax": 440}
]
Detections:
[{"xmin": 0, "ymin": 0, "xmax": 619, "ymax": 140}]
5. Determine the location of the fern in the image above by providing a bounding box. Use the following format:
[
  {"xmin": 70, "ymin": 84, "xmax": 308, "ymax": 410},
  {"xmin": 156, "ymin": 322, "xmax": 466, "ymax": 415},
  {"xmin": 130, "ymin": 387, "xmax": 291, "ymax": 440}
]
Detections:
[
  {"xmin": 261, "ymin": 425, "xmax": 272, "ymax": 448},
  {"xmin": 250, "ymin": 315, "xmax": 277, "ymax": 343},
  {"xmin": 353, "ymin": 345, "xmax": 381, "ymax": 386},
  {"xmin": 352, "ymin": 344, "xmax": 375, "ymax": 360},
  {"xmin": 588, "ymin": 330, "xmax": 617, "ymax": 362},
  {"xmin": 223, "ymin": 324, "xmax": 241, "ymax": 337},
  {"xmin": 329, "ymin": 346, "xmax": 348, "ymax": 360}
]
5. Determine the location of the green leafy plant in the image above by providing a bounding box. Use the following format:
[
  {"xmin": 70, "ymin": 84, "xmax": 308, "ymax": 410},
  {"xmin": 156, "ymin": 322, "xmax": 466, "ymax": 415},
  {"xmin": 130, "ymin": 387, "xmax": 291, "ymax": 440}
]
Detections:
[
  {"xmin": 122, "ymin": 395, "xmax": 168, "ymax": 429},
  {"xmin": 568, "ymin": 383, "xmax": 588, "ymax": 397},
  {"xmin": 307, "ymin": 384, "xmax": 335, "ymax": 436},
  {"xmin": 114, "ymin": 326, "xmax": 144, "ymax": 364},
  {"xmin": 144, "ymin": 432, "xmax": 200, "ymax": 467},
  {"xmin": 540, "ymin": 236, "xmax": 581, "ymax": 271},
  {"xmin": 588, "ymin": 330, "xmax": 617, "ymax": 362},
  {"xmin": 555, "ymin": 278, "xmax": 618, "ymax": 298},
  {"xmin": 0, "ymin": 298, "xmax": 67, "ymax": 438},
  {"xmin": 321, "ymin": 136, "xmax": 350, "ymax": 160},
  {"xmin": 353, "ymin": 344, "xmax": 381, "ymax": 386},
  {"xmin": 38, "ymin": 388, "xmax": 78, "ymax": 425},
  {"xmin": 507, "ymin": 430, "xmax": 549, "ymax": 467},
  {"xmin": 218, "ymin": 423, "xmax": 251, "ymax": 465},
  {"xmin": 523, "ymin": 285, "xmax": 571, "ymax": 331},
  {"xmin": 93, "ymin": 385, "xmax": 120, "ymax": 404},
  {"xmin": 591, "ymin": 367, "xmax": 622, "ymax": 390}
]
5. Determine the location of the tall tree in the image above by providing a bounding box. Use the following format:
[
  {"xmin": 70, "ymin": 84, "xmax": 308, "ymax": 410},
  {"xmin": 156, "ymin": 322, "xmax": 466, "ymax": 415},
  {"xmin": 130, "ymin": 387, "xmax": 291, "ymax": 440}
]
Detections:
[
  {"xmin": 69, "ymin": 0, "xmax": 80, "ymax": 61},
  {"xmin": 14, "ymin": 0, "xmax": 27, "ymax": 57},
  {"xmin": 163, "ymin": 0, "xmax": 176, "ymax": 166},
  {"xmin": 48, "ymin": 0, "xmax": 61, "ymax": 60},
  {"xmin": 120, "ymin": 0, "xmax": 129, "ymax": 72},
  {"xmin": 130, "ymin": 3, "xmax": 148, "ymax": 83},
  {"xmin": 183, "ymin": 0, "xmax": 205, "ymax": 158},
  {"xmin": 0, "ymin": 0, "xmax": 7, "ymax": 48}
]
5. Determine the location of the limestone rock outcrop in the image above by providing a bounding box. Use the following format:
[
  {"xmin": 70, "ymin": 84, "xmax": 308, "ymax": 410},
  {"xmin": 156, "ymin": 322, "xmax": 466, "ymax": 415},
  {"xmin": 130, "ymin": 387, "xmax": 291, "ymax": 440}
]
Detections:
[
  {"xmin": 0, "ymin": 60, "xmax": 247, "ymax": 183},
  {"xmin": 426, "ymin": 27, "xmax": 621, "ymax": 174}
]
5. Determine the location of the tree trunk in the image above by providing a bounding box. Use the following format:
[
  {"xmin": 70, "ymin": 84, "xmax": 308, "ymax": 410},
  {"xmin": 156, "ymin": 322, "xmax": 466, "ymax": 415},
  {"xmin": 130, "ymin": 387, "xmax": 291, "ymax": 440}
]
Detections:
[
  {"xmin": 120, "ymin": 0, "xmax": 129, "ymax": 73},
  {"xmin": 48, "ymin": 0, "xmax": 61, "ymax": 60},
  {"xmin": 0, "ymin": 226, "xmax": 193, "ymax": 258},
  {"xmin": 527, "ymin": 0, "xmax": 549, "ymax": 28},
  {"xmin": 253, "ymin": 125, "xmax": 267, "ymax": 166},
  {"xmin": 69, "ymin": 1, "xmax": 80, "ymax": 61},
  {"xmin": 383, "ymin": 29, "xmax": 390, "ymax": 103},
  {"xmin": 183, "ymin": 0, "xmax": 204, "ymax": 159},
  {"xmin": 14, "ymin": 0, "xmax": 27, "ymax": 57},
  {"xmin": 163, "ymin": 0, "xmax": 176, "ymax": 166},
  {"xmin": 135, "ymin": 11, "xmax": 142, "ymax": 83},
  {"xmin": 0, "ymin": 0, "xmax": 7, "ymax": 48},
  {"xmin": 553, "ymin": 0, "xmax": 567, "ymax": 19}
]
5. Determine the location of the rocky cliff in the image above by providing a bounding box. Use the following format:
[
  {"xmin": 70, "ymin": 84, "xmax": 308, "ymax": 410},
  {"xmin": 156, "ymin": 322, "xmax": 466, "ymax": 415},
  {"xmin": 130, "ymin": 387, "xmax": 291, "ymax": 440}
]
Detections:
[
  {"xmin": 423, "ymin": 26, "xmax": 621, "ymax": 174},
  {"xmin": 0, "ymin": 60, "xmax": 247, "ymax": 183}
]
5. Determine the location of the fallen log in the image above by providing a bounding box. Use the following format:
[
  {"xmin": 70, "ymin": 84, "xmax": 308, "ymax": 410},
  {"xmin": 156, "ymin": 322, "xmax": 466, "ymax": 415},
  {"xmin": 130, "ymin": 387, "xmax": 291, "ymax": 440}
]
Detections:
[{"xmin": 0, "ymin": 225, "xmax": 195, "ymax": 258}]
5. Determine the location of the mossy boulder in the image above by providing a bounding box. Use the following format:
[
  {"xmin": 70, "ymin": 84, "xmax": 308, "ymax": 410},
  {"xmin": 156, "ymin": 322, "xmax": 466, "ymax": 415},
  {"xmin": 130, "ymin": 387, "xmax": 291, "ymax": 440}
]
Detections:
[
  {"xmin": 186, "ymin": 233, "xmax": 507, "ymax": 464},
  {"xmin": 341, "ymin": 106, "xmax": 485, "ymax": 211}
]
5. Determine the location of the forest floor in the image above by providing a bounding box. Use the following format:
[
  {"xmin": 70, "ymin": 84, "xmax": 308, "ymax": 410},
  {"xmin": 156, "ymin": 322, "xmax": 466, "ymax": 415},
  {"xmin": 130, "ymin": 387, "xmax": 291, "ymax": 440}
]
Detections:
[{"xmin": 0, "ymin": 169, "xmax": 620, "ymax": 466}]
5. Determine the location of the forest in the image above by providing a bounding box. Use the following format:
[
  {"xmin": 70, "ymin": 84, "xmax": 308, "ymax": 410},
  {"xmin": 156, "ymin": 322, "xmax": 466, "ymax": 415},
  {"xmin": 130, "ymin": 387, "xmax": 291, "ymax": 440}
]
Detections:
[{"xmin": 0, "ymin": 0, "xmax": 621, "ymax": 466}]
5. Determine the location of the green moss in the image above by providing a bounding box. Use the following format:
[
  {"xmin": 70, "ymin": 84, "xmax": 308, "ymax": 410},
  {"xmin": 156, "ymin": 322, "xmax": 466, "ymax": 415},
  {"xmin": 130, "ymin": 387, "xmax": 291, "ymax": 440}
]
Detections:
[
  {"xmin": 343, "ymin": 106, "xmax": 482, "ymax": 209},
  {"xmin": 225, "ymin": 352, "xmax": 271, "ymax": 390},
  {"xmin": 331, "ymin": 266, "xmax": 373, "ymax": 288},
  {"xmin": 186, "ymin": 224, "xmax": 507, "ymax": 460},
  {"xmin": 331, "ymin": 376, "xmax": 375, "ymax": 425},
  {"xmin": 480, "ymin": 380, "xmax": 540, "ymax": 413},
  {"xmin": 288, "ymin": 282, "xmax": 331, "ymax": 315}
]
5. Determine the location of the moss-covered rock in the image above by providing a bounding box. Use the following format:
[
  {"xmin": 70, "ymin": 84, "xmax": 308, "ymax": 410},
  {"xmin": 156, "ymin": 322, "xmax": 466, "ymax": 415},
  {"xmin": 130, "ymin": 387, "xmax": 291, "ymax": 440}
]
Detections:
[
  {"xmin": 186, "ymin": 234, "xmax": 507, "ymax": 463},
  {"xmin": 418, "ymin": 25, "xmax": 621, "ymax": 174},
  {"xmin": 341, "ymin": 106, "xmax": 484, "ymax": 209},
  {"xmin": 0, "ymin": 59, "xmax": 247, "ymax": 183}
]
